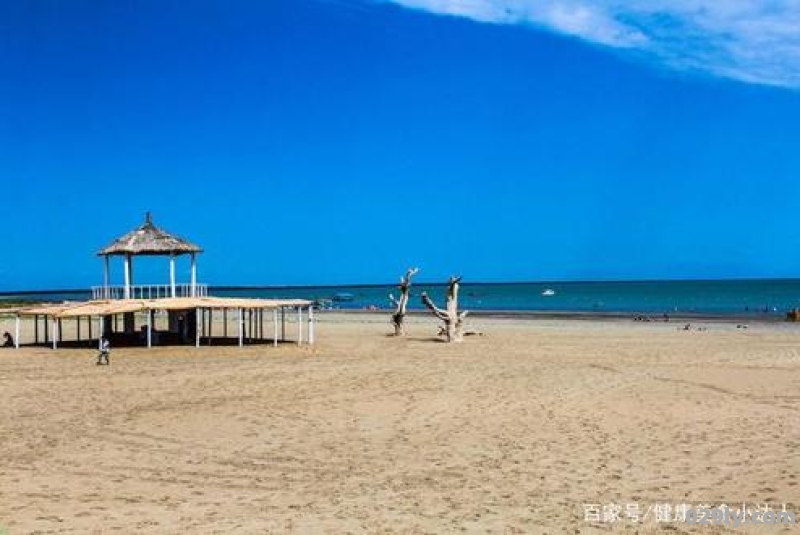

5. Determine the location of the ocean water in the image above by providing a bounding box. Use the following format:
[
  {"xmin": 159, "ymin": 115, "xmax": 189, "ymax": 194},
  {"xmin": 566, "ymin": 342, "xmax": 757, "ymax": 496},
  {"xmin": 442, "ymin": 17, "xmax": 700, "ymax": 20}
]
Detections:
[{"xmin": 3, "ymin": 279, "xmax": 800, "ymax": 317}]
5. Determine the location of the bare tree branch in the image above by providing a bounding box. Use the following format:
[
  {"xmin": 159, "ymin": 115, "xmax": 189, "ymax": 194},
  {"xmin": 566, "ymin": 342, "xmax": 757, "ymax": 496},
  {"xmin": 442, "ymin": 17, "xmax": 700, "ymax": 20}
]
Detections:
[
  {"xmin": 421, "ymin": 276, "xmax": 468, "ymax": 342},
  {"xmin": 390, "ymin": 267, "xmax": 419, "ymax": 336},
  {"xmin": 421, "ymin": 292, "xmax": 450, "ymax": 321}
]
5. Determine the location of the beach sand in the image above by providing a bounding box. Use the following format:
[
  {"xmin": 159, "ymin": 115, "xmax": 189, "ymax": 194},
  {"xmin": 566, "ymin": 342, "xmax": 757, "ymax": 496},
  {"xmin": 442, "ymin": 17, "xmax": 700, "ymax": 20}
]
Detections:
[{"xmin": 1, "ymin": 313, "xmax": 798, "ymax": 533}]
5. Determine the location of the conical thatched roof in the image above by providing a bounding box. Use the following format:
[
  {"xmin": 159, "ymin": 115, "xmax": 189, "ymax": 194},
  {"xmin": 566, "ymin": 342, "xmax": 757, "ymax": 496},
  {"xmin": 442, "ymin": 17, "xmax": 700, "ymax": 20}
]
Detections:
[{"xmin": 98, "ymin": 213, "xmax": 203, "ymax": 256}]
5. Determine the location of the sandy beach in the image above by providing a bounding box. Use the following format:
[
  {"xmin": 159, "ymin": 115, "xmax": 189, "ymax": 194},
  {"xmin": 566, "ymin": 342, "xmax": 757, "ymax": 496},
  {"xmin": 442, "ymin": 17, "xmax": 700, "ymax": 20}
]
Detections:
[{"xmin": 1, "ymin": 312, "xmax": 798, "ymax": 533}]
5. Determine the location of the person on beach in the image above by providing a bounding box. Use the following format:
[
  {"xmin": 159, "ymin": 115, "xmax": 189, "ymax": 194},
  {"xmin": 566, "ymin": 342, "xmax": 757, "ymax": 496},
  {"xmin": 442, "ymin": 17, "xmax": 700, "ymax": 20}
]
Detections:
[
  {"xmin": 2, "ymin": 331, "xmax": 13, "ymax": 347},
  {"xmin": 97, "ymin": 336, "xmax": 110, "ymax": 365}
]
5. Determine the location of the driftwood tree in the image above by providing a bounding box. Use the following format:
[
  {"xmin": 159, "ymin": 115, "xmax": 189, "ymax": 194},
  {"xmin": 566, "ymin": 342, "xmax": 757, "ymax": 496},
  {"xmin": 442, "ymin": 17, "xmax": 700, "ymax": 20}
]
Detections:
[
  {"xmin": 421, "ymin": 276, "xmax": 468, "ymax": 342},
  {"xmin": 389, "ymin": 268, "xmax": 419, "ymax": 336}
]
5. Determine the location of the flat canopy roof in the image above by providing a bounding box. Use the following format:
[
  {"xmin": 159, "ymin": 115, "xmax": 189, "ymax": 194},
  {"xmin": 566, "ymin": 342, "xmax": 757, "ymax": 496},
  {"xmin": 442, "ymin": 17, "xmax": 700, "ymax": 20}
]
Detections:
[{"xmin": 18, "ymin": 297, "xmax": 313, "ymax": 318}]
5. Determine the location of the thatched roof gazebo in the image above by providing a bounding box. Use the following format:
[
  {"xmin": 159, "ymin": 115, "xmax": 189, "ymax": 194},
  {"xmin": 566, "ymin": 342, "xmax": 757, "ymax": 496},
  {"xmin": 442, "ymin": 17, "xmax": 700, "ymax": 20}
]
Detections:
[
  {"xmin": 8, "ymin": 213, "xmax": 316, "ymax": 351},
  {"xmin": 95, "ymin": 213, "xmax": 205, "ymax": 299}
]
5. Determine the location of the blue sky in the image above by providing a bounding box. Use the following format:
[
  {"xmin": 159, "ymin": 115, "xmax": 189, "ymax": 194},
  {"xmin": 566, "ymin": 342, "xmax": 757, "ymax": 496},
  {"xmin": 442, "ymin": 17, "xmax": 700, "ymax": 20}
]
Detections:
[{"xmin": 2, "ymin": 0, "xmax": 800, "ymax": 290}]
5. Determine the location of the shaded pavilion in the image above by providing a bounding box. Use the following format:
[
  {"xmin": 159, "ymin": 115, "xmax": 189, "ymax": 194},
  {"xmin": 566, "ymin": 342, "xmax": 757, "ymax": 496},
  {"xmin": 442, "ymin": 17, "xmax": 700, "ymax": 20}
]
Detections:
[{"xmin": 12, "ymin": 297, "xmax": 313, "ymax": 349}]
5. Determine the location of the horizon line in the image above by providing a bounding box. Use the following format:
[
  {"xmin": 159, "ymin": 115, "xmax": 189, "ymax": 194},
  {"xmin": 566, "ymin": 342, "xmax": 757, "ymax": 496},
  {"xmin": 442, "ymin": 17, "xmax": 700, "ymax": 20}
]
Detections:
[{"xmin": 3, "ymin": 276, "xmax": 800, "ymax": 296}]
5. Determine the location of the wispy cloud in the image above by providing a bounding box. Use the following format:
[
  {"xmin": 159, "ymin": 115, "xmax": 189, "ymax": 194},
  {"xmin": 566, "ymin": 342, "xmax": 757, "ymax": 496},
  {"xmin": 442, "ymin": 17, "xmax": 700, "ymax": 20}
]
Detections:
[{"xmin": 379, "ymin": 0, "xmax": 800, "ymax": 89}]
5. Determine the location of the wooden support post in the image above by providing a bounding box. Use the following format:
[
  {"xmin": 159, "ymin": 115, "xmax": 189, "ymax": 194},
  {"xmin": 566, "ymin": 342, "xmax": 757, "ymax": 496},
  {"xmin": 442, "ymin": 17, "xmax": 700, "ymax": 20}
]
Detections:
[
  {"xmin": 281, "ymin": 307, "xmax": 286, "ymax": 341},
  {"xmin": 308, "ymin": 306, "xmax": 315, "ymax": 345},
  {"xmin": 223, "ymin": 309, "xmax": 228, "ymax": 338},
  {"xmin": 297, "ymin": 306, "xmax": 303, "ymax": 346},
  {"xmin": 52, "ymin": 316, "xmax": 58, "ymax": 350},
  {"xmin": 34, "ymin": 314, "xmax": 39, "ymax": 344},
  {"xmin": 44, "ymin": 315, "xmax": 49, "ymax": 344},
  {"xmin": 58, "ymin": 318, "xmax": 63, "ymax": 343},
  {"xmin": 147, "ymin": 309, "xmax": 152, "ymax": 348},
  {"xmin": 15, "ymin": 315, "xmax": 20, "ymax": 349},
  {"xmin": 88, "ymin": 315, "xmax": 93, "ymax": 341},
  {"xmin": 273, "ymin": 308, "xmax": 278, "ymax": 347},
  {"xmin": 207, "ymin": 308, "xmax": 209, "ymax": 345},
  {"xmin": 76, "ymin": 316, "xmax": 81, "ymax": 342},
  {"xmin": 237, "ymin": 308, "xmax": 243, "ymax": 347},
  {"xmin": 206, "ymin": 309, "xmax": 210, "ymax": 338},
  {"xmin": 195, "ymin": 308, "xmax": 200, "ymax": 348},
  {"xmin": 97, "ymin": 316, "xmax": 103, "ymax": 349}
]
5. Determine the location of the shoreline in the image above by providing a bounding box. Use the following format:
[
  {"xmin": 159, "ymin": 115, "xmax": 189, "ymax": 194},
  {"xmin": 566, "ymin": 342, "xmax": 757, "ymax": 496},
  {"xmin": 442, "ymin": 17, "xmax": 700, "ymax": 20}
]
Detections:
[
  {"xmin": 0, "ymin": 303, "xmax": 789, "ymax": 324},
  {"xmin": 318, "ymin": 308, "xmax": 788, "ymax": 324}
]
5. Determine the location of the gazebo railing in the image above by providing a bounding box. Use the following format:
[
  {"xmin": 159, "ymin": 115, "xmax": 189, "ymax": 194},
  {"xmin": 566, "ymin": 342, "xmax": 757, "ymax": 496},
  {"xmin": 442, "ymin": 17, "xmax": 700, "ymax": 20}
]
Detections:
[{"xmin": 91, "ymin": 283, "xmax": 209, "ymax": 300}]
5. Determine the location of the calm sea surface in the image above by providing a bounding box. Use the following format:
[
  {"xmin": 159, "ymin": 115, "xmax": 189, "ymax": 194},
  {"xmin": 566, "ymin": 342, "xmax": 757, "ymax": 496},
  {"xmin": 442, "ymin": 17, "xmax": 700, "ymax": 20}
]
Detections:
[{"xmin": 3, "ymin": 280, "xmax": 800, "ymax": 317}]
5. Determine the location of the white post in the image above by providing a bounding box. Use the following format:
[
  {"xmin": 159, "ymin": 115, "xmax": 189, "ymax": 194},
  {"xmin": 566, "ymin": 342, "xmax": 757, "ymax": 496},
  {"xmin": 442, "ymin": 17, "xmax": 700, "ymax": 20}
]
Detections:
[
  {"xmin": 308, "ymin": 306, "xmax": 315, "ymax": 345},
  {"xmin": 208, "ymin": 309, "xmax": 213, "ymax": 342},
  {"xmin": 147, "ymin": 309, "xmax": 152, "ymax": 348},
  {"xmin": 297, "ymin": 306, "xmax": 303, "ymax": 346},
  {"xmin": 52, "ymin": 316, "xmax": 58, "ymax": 350},
  {"xmin": 123, "ymin": 254, "xmax": 131, "ymax": 299},
  {"xmin": 14, "ymin": 315, "xmax": 20, "ymax": 349},
  {"xmin": 169, "ymin": 254, "xmax": 176, "ymax": 298},
  {"xmin": 190, "ymin": 253, "xmax": 197, "ymax": 297},
  {"xmin": 195, "ymin": 308, "xmax": 200, "ymax": 348},
  {"xmin": 273, "ymin": 308, "xmax": 278, "ymax": 347},
  {"xmin": 97, "ymin": 316, "xmax": 102, "ymax": 349},
  {"xmin": 103, "ymin": 255, "xmax": 110, "ymax": 299},
  {"xmin": 237, "ymin": 308, "xmax": 243, "ymax": 347}
]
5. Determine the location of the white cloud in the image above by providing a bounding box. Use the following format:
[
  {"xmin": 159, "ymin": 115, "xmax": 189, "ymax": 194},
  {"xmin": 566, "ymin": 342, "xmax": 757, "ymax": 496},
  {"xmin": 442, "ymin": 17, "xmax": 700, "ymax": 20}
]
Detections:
[{"xmin": 380, "ymin": 0, "xmax": 800, "ymax": 88}]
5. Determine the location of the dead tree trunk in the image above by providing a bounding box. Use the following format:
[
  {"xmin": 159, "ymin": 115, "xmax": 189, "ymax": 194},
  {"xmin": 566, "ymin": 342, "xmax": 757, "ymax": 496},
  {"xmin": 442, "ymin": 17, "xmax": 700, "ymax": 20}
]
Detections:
[
  {"xmin": 389, "ymin": 268, "xmax": 418, "ymax": 336},
  {"xmin": 421, "ymin": 276, "xmax": 468, "ymax": 342}
]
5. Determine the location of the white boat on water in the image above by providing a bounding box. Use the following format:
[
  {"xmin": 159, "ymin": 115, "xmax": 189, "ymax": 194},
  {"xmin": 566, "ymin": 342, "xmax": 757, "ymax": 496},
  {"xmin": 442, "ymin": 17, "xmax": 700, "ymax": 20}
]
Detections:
[{"xmin": 542, "ymin": 289, "xmax": 556, "ymax": 297}]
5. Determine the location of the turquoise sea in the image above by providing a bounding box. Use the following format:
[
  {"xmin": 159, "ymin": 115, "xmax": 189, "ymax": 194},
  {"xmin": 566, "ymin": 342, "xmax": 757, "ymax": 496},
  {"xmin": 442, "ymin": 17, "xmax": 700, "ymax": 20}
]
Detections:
[{"xmin": 3, "ymin": 279, "xmax": 800, "ymax": 318}]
